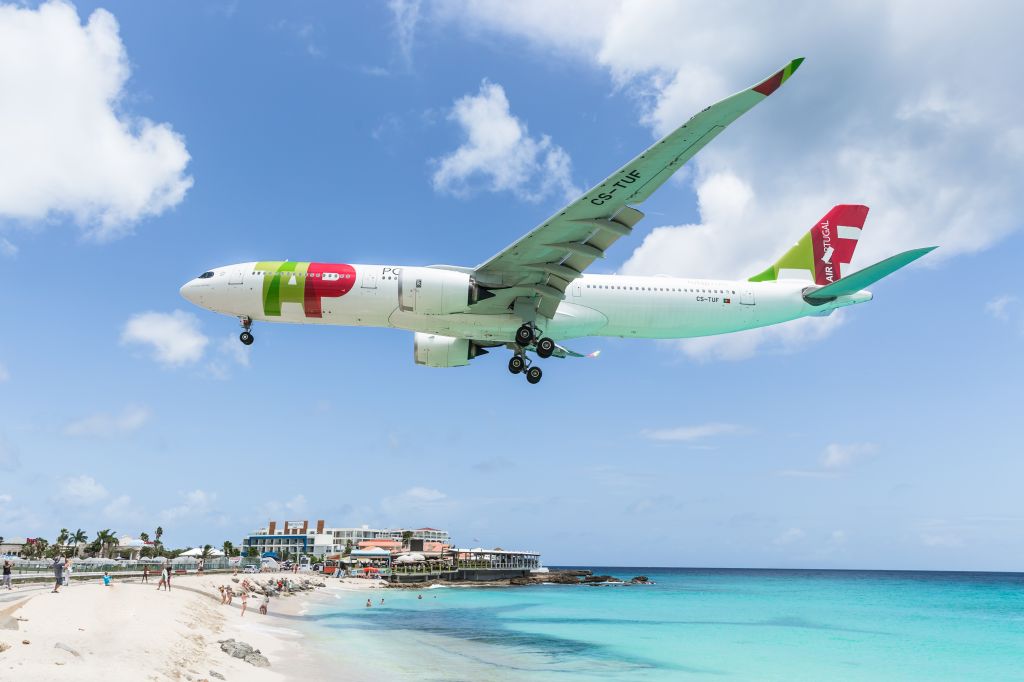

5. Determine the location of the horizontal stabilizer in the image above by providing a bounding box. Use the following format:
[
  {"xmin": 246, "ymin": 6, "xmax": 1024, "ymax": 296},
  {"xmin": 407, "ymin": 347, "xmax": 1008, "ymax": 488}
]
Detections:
[
  {"xmin": 544, "ymin": 342, "xmax": 601, "ymax": 359},
  {"xmin": 804, "ymin": 247, "xmax": 937, "ymax": 302}
]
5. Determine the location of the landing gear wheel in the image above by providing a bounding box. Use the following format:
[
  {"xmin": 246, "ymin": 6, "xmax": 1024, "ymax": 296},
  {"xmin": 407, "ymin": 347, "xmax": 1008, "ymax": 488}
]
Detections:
[
  {"xmin": 508, "ymin": 356, "xmax": 525, "ymax": 374},
  {"xmin": 515, "ymin": 324, "xmax": 534, "ymax": 347},
  {"xmin": 536, "ymin": 337, "xmax": 555, "ymax": 359},
  {"xmin": 526, "ymin": 366, "xmax": 543, "ymax": 384},
  {"xmin": 239, "ymin": 331, "xmax": 254, "ymax": 346}
]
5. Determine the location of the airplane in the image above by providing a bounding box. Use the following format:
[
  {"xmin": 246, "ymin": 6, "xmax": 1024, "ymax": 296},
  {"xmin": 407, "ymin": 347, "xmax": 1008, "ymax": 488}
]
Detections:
[{"xmin": 180, "ymin": 58, "xmax": 935, "ymax": 384}]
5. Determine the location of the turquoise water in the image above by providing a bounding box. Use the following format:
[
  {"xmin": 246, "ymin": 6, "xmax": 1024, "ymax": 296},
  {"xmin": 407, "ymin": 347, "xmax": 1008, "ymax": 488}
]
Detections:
[{"xmin": 302, "ymin": 569, "xmax": 1024, "ymax": 680}]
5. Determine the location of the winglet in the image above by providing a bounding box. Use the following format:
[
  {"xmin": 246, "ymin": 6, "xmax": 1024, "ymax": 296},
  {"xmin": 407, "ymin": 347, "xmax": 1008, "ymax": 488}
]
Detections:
[
  {"xmin": 752, "ymin": 57, "xmax": 804, "ymax": 96},
  {"xmin": 586, "ymin": 350, "xmax": 601, "ymax": 359}
]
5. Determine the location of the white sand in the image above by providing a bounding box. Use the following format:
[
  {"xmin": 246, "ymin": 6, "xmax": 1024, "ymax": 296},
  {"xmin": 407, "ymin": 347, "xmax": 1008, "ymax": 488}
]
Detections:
[{"xmin": 0, "ymin": 571, "xmax": 376, "ymax": 681}]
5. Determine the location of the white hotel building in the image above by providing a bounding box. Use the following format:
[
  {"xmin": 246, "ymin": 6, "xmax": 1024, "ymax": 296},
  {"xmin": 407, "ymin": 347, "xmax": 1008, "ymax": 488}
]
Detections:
[{"xmin": 240, "ymin": 520, "xmax": 451, "ymax": 559}]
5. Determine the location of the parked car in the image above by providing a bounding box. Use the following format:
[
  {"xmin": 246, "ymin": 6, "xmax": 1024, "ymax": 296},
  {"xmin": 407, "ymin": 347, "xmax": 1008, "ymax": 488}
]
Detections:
[{"xmin": 243, "ymin": 565, "xmax": 259, "ymax": 573}]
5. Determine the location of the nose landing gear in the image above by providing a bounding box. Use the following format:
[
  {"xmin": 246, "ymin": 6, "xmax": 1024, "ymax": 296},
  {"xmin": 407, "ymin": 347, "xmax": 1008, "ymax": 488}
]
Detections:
[{"xmin": 239, "ymin": 317, "xmax": 254, "ymax": 345}]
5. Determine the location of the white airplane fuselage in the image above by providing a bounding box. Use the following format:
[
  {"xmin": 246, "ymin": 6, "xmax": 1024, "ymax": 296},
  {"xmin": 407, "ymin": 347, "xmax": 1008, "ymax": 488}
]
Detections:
[{"xmin": 180, "ymin": 261, "xmax": 870, "ymax": 344}]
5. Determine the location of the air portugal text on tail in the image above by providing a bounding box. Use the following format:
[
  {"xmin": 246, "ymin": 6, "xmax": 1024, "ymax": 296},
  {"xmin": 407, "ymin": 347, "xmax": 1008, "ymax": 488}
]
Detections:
[{"xmin": 179, "ymin": 58, "xmax": 936, "ymax": 385}]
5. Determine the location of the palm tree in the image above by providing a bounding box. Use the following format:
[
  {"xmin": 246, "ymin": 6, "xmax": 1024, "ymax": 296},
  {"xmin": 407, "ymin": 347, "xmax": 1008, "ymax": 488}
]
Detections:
[
  {"xmin": 55, "ymin": 528, "xmax": 69, "ymax": 552},
  {"xmin": 140, "ymin": 532, "xmax": 150, "ymax": 543},
  {"xmin": 222, "ymin": 540, "xmax": 234, "ymax": 557},
  {"xmin": 154, "ymin": 526, "xmax": 164, "ymax": 554},
  {"xmin": 94, "ymin": 529, "xmax": 117, "ymax": 558},
  {"xmin": 71, "ymin": 529, "xmax": 88, "ymax": 557}
]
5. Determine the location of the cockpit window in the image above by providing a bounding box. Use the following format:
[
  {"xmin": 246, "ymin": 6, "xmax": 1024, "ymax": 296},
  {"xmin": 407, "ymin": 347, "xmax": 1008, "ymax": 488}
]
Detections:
[{"xmin": 198, "ymin": 271, "xmax": 214, "ymax": 279}]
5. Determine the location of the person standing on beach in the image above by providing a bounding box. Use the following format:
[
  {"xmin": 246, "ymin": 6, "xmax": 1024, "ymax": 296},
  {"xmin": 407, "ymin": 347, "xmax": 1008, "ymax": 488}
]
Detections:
[
  {"xmin": 142, "ymin": 566, "xmax": 149, "ymax": 583},
  {"xmin": 51, "ymin": 556, "xmax": 64, "ymax": 593},
  {"xmin": 240, "ymin": 591, "xmax": 248, "ymax": 616},
  {"xmin": 166, "ymin": 566, "xmax": 172, "ymax": 590},
  {"xmin": 259, "ymin": 593, "xmax": 269, "ymax": 615},
  {"xmin": 156, "ymin": 565, "xmax": 168, "ymax": 591},
  {"xmin": 63, "ymin": 557, "xmax": 72, "ymax": 587},
  {"xmin": 2, "ymin": 559, "xmax": 12, "ymax": 590}
]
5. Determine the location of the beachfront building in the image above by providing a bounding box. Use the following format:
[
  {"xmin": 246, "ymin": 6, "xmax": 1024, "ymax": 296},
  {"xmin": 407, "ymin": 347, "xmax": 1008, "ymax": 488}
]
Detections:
[
  {"xmin": 0, "ymin": 536, "xmax": 27, "ymax": 556},
  {"xmin": 389, "ymin": 547, "xmax": 542, "ymax": 584},
  {"xmin": 240, "ymin": 521, "xmax": 452, "ymax": 560}
]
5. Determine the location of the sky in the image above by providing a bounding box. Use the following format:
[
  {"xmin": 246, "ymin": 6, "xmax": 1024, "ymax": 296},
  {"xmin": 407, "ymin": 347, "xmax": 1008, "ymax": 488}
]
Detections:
[{"xmin": 1, "ymin": 0, "xmax": 1022, "ymax": 570}]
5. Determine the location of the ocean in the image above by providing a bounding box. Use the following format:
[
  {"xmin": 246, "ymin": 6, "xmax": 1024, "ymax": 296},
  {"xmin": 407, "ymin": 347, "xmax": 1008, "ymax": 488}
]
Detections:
[{"xmin": 298, "ymin": 568, "xmax": 1024, "ymax": 680}]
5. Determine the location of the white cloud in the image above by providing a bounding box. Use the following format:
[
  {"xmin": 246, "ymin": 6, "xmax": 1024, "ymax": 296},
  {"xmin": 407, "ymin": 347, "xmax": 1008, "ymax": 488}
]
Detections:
[
  {"xmin": 822, "ymin": 442, "xmax": 877, "ymax": 470},
  {"xmin": 434, "ymin": 1, "xmax": 1023, "ymax": 358},
  {"xmin": 389, "ymin": 0, "xmax": 421, "ymax": 68},
  {"xmin": 642, "ymin": 422, "xmax": 739, "ymax": 442},
  {"xmin": 0, "ymin": 362, "xmax": 8, "ymax": 382},
  {"xmin": 121, "ymin": 310, "xmax": 209, "ymax": 366},
  {"xmin": 0, "ymin": 493, "xmax": 11, "ymax": 504},
  {"xmin": 380, "ymin": 486, "xmax": 452, "ymax": 520},
  {"xmin": 161, "ymin": 489, "xmax": 216, "ymax": 521},
  {"xmin": 985, "ymin": 295, "xmax": 1016, "ymax": 321},
  {"xmin": 780, "ymin": 442, "xmax": 877, "ymax": 478},
  {"xmin": 218, "ymin": 334, "xmax": 251, "ymax": 368},
  {"xmin": 60, "ymin": 474, "xmax": 109, "ymax": 506},
  {"xmin": 65, "ymin": 405, "xmax": 150, "ymax": 437},
  {"xmin": 774, "ymin": 527, "xmax": 805, "ymax": 546},
  {"xmin": 0, "ymin": 1, "xmax": 192, "ymax": 240},
  {"xmin": 0, "ymin": 237, "xmax": 16, "ymax": 257},
  {"xmin": 432, "ymin": 80, "xmax": 579, "ymax": 202},
  {"xmin": 103, "ymin": 494, "xmax": 137, "ymax": 521},
  {"xmin": 273, "ymin": 19, "xmax": 323, "ymax": 57},
  {"xmin": 261, "ymin": 494, "xmax": 309, "ymax": 519}
]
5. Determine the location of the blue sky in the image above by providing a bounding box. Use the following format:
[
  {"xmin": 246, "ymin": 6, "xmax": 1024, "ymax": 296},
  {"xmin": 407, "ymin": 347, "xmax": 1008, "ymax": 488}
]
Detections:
[{"xmin": 1, "ymin": 1, "xmax": 1022, "ymax": 570}]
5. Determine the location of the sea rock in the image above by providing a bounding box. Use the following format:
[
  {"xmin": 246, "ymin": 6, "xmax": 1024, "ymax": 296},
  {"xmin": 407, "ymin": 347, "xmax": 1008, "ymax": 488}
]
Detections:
[
  {"xmin": 244, "ymin": 651, "xmax": 270, "ymax": 667},
  {"xmin": 54, "ymin": 642, "xmax": 81, "ymax": 657},
  {"xmin": 218, "ymin": 639, "xmax": 270, "ymax": 667},
  {"xmin": 0, "ymin": 642, "xmax": 11, "ymax": 653},
  {"xmin": 582, "ymin": 575, "xmax": 622, "ymax": 584},
  {"xmin": 630, "ymin": 576, "xmax": 653, "ymax": 584}
]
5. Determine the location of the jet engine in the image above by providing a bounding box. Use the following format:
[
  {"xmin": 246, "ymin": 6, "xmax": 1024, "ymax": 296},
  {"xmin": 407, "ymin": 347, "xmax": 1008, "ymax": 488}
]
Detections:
[
  {"xmin": 413, "ymin": 333, "xmax": 488, "ymax": 368},
  {"xmin": 398, "ymin": 267, "xmax": 490, "ymax": 315}
]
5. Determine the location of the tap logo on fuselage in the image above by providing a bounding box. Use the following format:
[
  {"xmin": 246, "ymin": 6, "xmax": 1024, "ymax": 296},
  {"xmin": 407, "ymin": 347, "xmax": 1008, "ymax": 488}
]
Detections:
[{"xmin": 256, "ymin": 261, "xmax": 356, "ymax": 317}]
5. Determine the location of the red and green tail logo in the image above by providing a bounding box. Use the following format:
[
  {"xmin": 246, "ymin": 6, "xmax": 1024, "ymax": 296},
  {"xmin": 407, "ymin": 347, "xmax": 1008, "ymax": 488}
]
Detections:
[{"xmin": 749, "ymin": 205, "xmax": 868, "ymax": 285}]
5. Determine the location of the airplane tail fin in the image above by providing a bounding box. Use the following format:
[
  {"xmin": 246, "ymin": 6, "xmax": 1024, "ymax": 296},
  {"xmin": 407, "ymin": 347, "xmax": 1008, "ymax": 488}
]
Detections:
[{"xmin": 749, "ymin": 204, "xmax": 869, "ymax": 284}]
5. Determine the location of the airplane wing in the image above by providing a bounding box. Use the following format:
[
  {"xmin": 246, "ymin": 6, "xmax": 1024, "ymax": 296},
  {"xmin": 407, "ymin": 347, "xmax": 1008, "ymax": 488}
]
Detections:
[{"xmin": 470, "ymin": 58, "xmax": 805, "ymax": 319}]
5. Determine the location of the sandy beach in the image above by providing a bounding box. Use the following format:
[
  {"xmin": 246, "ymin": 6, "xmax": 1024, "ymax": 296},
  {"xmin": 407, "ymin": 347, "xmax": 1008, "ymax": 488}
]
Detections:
[{"xmin": 0, "ymin": 571, "xmax": 380, "ymax": 681}]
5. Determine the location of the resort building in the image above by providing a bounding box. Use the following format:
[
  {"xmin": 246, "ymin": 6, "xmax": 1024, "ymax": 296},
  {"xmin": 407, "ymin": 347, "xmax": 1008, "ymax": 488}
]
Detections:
[{"xmin": 240, "ymin": 521, "xmax": 452, "ymax": 559}]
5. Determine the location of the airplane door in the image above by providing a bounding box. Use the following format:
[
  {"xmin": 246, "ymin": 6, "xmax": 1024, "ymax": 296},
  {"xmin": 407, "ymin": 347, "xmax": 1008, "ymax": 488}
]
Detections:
[
  {"xmin": 572, "ymin": 284, "xmax": 581, "ymax": 297},
  {"xmin": 740, "ymin": 289, "xmax": 755, "ymax": 305},
  {"xmin": 361, "ymin": 274, "xmax": 377, "ymax": 290},
  {"xmin": 229, "ymin": 268, "xmax": 244, "ymax": 285}
]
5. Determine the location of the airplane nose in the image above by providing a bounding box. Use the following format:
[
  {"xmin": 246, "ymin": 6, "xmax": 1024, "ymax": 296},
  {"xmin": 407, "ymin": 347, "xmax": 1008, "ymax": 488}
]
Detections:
[{"xmin": 180, "ymin": 281, "xmax": 199, "ymax": 304}]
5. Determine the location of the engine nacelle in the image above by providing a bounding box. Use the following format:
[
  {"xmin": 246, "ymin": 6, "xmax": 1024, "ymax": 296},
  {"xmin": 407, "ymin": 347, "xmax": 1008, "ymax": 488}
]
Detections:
[
  {"xmin": 399, "ymin": 267, "xmax": 478, "ymax": 315},
  {"xmin": 413, "ymin": 333, "xmax": 487, "ymax": 368}
]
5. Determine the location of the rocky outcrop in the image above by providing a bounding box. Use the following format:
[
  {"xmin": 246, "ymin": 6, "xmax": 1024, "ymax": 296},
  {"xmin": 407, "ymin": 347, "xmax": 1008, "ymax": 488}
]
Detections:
[{"xmin": 218, "ymin": 639, "xmax": 270, "ymax": 667}]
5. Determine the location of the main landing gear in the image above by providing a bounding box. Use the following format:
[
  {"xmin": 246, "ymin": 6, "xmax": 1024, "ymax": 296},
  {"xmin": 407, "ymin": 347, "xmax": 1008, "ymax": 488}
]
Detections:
[
  {"xmin": 239, "ymin": 317, "xmax": 254, "ymax": 346},
  {"xmin": 508, "ymin": 323, "xmax": 555, "ymax": 384}
]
